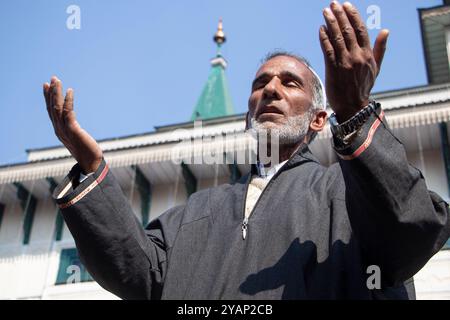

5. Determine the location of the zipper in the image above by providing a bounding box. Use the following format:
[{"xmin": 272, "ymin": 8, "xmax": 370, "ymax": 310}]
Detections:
[
  {"xmin": 242, "ymin": 217, "xmax": 249, "ymax": 240},
  {"xmin": 240, "ymin": 146, "xmax": 315, "ymax": 241},
  {"xmin": 240, "ymin": 173, "xmax": 252, "ymax": 240},
  {"xmin": 240, "ymin": 160, "xmax": 293, "ymax": 241}
]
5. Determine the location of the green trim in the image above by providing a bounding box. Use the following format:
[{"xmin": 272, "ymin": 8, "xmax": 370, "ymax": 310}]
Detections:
[
  {"xmin": 228, "ymin": 162, "xmax": 242, "ymax": 183},
  {"xmin": 46, "ymin": 177, "xmax": 58, "ymax": 193},
  {"xmin": 439, "ymin": 122, "xmax": 450, "ymax": 198},
  {"xmin": 47, "ymin": 177, "xmax": 65, "ymax": 241},
  {"xmin": 0, "ymin": 203, "xmax": 4, "ymax": 232},
  {"xmin": 56, "ymin": 248, "xmax": 93, "ymax": 285},
  {"xmin": 181, "ymin": 162, "xmax": 197, "ymax": 197},
  {"xmin": 444, "ymin": 238, "xmax": 450, "ymax": 250},
  {"xmin": 132, "ymin": 165, "xmax": 152, "ymax": 227},
  {"xmin": 54, "ymin": 209, "xmax": 64, "ymax": 241},
  {"xmin": 22, "ymin": 198, "xmax": 36, "ymax": 245},
  {"xmin": 14, "ymin": 183, "xmax": 37, "ymax": 245}
]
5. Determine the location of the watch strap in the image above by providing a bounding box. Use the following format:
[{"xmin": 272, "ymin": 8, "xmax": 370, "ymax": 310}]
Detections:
[{"xmin": 330, "ymin": 101, "xmax": 380, "ymax": 139}]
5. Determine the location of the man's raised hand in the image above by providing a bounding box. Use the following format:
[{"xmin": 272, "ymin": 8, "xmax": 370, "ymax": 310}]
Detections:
[
  {"xmin": 43, "ymin": 76, "xmax": 103, "ymax": 174},
  {"xmin": 319, "ymin": 1, "xmax": 389, "ymax": 122}
]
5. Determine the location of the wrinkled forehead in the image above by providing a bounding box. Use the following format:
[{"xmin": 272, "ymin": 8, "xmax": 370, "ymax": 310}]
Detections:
[{"xmin": 255, "ymin": 55, "xmax": 313, "ymax": 81}]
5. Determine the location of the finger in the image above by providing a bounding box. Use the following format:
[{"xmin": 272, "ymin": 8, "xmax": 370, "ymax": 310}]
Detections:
[
  {"xmin": 319, "ymin": 25, "xmax": 336, "ymax": 67},
  {"xmin": 343, "ymin": 2, "xmax": 370, "ymax": 48},
  {"xmin": 373, "ymin": 29, "xmax": 389, "ymax": 74},
  {"xmin": 43, "ymin": 82, "xmax": 55, "ymax": 123},
  {"xmin": 330, "ymin": 1, "xmax": 358, "ymax": 51},
  {"xmin": 52, "ymin": 78, "xmax": 65, "ymax": 119},
  {"xmin": 43, "ymin": 82, "xmax": 51, "ymax": 108},
  {"xmin": 323, "ymin": 7, "xmax": 347, "ymax": 59},
  {"xmin": 49, "ymin": 76, "xmax": 57, "ymax": 107},
  {"xmin": 48, "ymin": 77, "xmax": 59, "ymax": 125},
  {"xmin": 63, "ymin": 88, "xmax": 74, "ymax": 124},
  {"xmin": 64, "ymin": 88, "xmax": 74, "ymax": 111}
]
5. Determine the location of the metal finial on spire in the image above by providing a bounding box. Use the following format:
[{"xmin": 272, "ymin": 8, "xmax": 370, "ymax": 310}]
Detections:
[{"xmin": 213, "ymin": 18, "xmax": 226, "ymax": 46}]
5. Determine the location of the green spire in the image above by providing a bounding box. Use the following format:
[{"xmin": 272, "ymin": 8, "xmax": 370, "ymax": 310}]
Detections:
[{"xmin": 191, "ymin": 19, "xmax": 235, "ymax": 121}]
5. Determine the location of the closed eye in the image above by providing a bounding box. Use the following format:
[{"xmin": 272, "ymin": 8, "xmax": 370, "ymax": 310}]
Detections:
[
  {"xmin": 252, "ymin": 79, "xmax": 268, "ymax": 92},
  {"xmin": 284, "ymin": 81, "xmax": 300, "ymax": 88}
]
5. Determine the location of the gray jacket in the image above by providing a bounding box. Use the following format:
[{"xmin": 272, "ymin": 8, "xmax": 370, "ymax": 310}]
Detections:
[{"xmin": 53, "ymin": 105, "xmax": 450, "ymax": 299}]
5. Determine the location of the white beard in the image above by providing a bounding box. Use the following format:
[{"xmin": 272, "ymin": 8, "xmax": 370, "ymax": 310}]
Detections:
[{"xmin": 250, "ymin": 113, "xmax": 312, "ymax": 145}]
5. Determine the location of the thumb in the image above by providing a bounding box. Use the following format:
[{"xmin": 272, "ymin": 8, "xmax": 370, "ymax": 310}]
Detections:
[{"xmin": 373, "ymin": 29, "xmax": 389, "ymax": 75}]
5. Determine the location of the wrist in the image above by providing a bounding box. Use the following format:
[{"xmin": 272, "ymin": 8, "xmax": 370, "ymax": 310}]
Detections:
[
  {"xmin": 79, "ymin": 158, "xmax": 102, "ymax": 175},
  {"xmin": 330, "ymin": 100, "xmax": 378, "ymax": 141},
  {"xmin": 334, "ymin": 99, "xmax": 370, "ymax": 123}
]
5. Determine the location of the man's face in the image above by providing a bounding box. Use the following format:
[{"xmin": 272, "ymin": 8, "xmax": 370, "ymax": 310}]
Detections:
[{"xmin": 248, "ymin": 55, "xmax": 315, "ymax": 132}]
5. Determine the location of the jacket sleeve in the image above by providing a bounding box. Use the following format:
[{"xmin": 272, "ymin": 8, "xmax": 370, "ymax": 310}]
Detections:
[
  {"xmin": 334, "ymin": 103, "xmax": 450, "ymax": 287},
  {"xmin": 52, "ymin": 158, "xmax": 184, "ymax": 299}
]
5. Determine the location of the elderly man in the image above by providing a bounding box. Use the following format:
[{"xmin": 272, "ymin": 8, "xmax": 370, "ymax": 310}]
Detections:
[{"xmin": 43, "ymin": 2, "xmax": 449, "ymax": 299}]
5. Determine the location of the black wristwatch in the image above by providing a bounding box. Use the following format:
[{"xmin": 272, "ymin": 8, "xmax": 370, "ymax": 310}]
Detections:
[{"xmin": 329, "ymin": 100, "xmax": 379, "ymax": 140}]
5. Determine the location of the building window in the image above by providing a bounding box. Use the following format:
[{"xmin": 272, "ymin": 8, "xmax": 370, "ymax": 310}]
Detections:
[
  {"xmin": 55, "ymin": 248, "xmax": 93, "ymax": 285},
  {"xmin": 14, "ymin": 183, "xmax": 37, "ymax": 245}
]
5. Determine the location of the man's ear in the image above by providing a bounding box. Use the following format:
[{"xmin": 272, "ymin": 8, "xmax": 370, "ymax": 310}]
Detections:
[
  {"xmin": 245, "ymin": 112, "xmax": 251, "ymax": 130},
  {"xmin": 309, "ymin": 110, "xmax": 328, "ymax": 133}
]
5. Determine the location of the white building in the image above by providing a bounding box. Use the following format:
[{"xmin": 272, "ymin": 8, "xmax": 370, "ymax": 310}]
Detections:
[{"xmin": 0, "ymin": 5, "xmax": 450, "ymax": 299}]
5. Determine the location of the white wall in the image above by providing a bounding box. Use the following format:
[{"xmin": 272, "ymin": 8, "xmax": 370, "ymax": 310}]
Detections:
[
  {"xmin": 415, "ymin": 250, "xmax": 450, "ymax": 299},
  {"xmin": 0, "ymin": 193, "xmax": 116, "ymax": 299},
  {"xmin": 0, "ymin": 202, "xmax": 22, "ymax": 246}
]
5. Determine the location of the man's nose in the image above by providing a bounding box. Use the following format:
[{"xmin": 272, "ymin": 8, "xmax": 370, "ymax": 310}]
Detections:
[{"xmin": 262, "ymin": 77, "xmax": 281, "ymax": 100}]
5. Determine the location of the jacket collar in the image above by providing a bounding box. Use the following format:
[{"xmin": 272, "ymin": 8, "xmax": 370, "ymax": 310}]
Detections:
[{"xmin": 250, "ymin": 143, "xmax": 320, "ymax": 176}]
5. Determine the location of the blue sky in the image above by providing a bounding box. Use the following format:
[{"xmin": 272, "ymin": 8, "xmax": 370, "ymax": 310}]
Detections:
[{"xmin": 0, "ymin": 0, "xmax": 443, "ymax": 165}]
